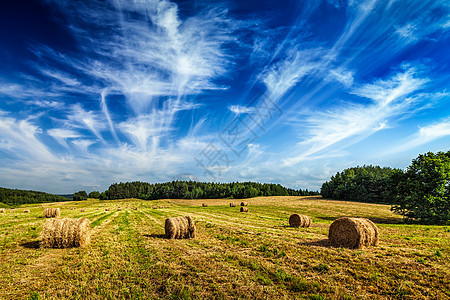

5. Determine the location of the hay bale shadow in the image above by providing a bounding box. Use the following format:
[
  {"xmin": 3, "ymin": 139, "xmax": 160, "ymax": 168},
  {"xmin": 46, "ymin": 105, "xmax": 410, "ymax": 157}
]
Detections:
[
  {"xmin": 143, "ymin": 233, "xmax": 166, "ymax": 239},
  {"xmin": 20, "ymin": 240, "xmax": 41, "ymax": 249},
  {"xmin": 316, "ymin": 216, "xmax": 402, "ymax": 225},
  {"xmin": 300, "ymin": 239, "xmax": 333, "ymax": 248}
]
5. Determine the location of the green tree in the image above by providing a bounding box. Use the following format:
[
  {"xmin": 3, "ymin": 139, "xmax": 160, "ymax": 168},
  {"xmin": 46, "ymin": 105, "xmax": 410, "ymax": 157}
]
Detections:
[
  {"xmin": 390, "ymin": 151, "xmax": 450, "ymax": 223},
  {"xmin": 321, "ymin": 165, "xmax": 395, "ymax": 203},
  {"xmin": 88, "ymin": 191, "xmax": 101, "ymax": 199},
  {"xmin": 73, "ymin": 191, "xmax": 88, "ymax": 201}
]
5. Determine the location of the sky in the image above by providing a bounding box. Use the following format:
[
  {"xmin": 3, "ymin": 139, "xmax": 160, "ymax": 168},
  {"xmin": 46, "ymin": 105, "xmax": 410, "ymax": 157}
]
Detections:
[{"xmin": 0, "ymin": 0, "xmax": 449, "ymax": 194}]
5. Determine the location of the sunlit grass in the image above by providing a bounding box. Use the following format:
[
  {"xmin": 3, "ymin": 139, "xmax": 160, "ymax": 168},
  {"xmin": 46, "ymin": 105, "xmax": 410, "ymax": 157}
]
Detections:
[{"xmin": 0, "ymin": 196, "xmax": 448, "ymax": 299}]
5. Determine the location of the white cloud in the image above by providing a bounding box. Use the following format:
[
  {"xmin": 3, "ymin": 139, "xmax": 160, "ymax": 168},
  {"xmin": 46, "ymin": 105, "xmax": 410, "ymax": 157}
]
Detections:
[
  {"xmin": 229, "ymin": 105, "xmax": 254, "ymax": 115},
  {"xmin": 66, "ymin": 105, "xmax": 107, "ymax": 143},
  {"xmin": 388, "ymin": 119, "xmax": 450, "ymax": 154},
  {"xmin": 327, "ymin": 68, "xmax": 354, "ymax": 87},
  {"xmin": 0, "ymin": 114, "xmax": 55, "ymax": 162},
  {"xmin": 395, "ymin": 23, "xmax": 418, "ymax": 44},
  {"xmin": 48, "ymin": 128, "xmax": 83, "ymax": 148},
  {"xmin": 283, "ymin": 65, "xmax": 429, "ymax": 166},
  {"xmin": 261, "ymin": 47, "xmax": 326, "ymax": 100},
  {"xmin": 71, "ymin": 139, "xmax": 96, "ymax": 152}
]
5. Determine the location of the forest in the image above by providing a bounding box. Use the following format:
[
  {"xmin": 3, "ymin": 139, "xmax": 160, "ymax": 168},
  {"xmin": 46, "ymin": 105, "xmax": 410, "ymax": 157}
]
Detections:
[
  {"xmin": 100, "ymin": 181, "xmax": 319, "ymax": 200},
  {"xmin": 0, "ymin": 187, "xmax": 71, "ymax": 206},
  {"xmin": 320, "ymin": 165, "xmax": 396, "ymax": 204},
  {"xmin": 321, "ymin": 151, "xmax": 450, "ymax": 223}
]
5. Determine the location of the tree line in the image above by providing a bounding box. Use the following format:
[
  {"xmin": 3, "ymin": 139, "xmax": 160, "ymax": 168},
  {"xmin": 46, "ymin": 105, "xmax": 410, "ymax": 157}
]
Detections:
[
  {"xmin": 321, "ymin": 151, "xmax": 450, "ymax": 223},
  {"xmin": 0, "ymin": 187, "xmax": 70, "ymax": 206},
  {"xmin": 320, "ymin": 165, "xmax": 396, "ymax": 204},
  {"xmin": 97, "ymin": 181, "xmax": 319, "ymax": 200}
]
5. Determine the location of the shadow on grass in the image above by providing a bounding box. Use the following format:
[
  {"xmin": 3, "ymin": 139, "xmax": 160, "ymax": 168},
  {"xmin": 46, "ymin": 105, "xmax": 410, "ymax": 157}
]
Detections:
[
  {"xmin": 20, "ymin": 240, "xmax": 41, "ymax": 249},
  {"xmin": 316, "ymin": 216, "xmax": 403, "ymax": 224},
  {"xmin": 300, "ymin": 239, "xmax": 334, "ymax": 248},
  {"xmin": 143, "ymin": 233, "xmax": 166, "ymax": 239}
]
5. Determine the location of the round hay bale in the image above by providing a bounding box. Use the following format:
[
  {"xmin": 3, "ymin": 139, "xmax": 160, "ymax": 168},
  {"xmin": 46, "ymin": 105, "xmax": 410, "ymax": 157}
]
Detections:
[
  {"xmin": 328, "ymin": 217, "xmax": 379, "ymax": 249},
  {"xmin": 240, "ymin": 207, "xmax": 248, "ymax": 212},
  {"xmin": 0, "ymin": 208, "xmax": 5, "ymax": 213},
  {"xmin": 105, "ymin": 208, "xmax": 110, "ymax": 211},
  {"xmin": 240, "ymin": 201, "xmax": 248, "ymax": 206},
  {"xmin": 289, "ymin": 214, "xmax": 311, "ymax": 228},
  {"xmin": 23, "ymin": 209, "xmax": 30, "ymax": 213},
  {"xmin": 80, "ymin": 208, "xmax": 86, "ymax": 212},
  {"xmin": 165, "ymin": 216, "xmax": 196, "ymax": 239},
  {"xmin": 202, "ymin": 203, "xmax": 208, "ymax": 207},
  {"xmin": 41, "ymin": 217, "xmax": 91, "ymax": 248},
  {"xmin": 229, "ymin": 202, "xmax": 236, "ymax": 207},
  {"xmin": 117, "ymin": 208, "xmax": 122, "ymax": 211},
  {"xmin": 43, "ymin": 208, "xmax": 60, "ymax": 218}
]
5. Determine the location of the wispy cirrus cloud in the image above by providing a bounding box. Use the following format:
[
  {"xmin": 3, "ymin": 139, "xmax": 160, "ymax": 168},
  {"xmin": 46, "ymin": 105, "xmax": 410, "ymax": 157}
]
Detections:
[
  {"xmin": 48, "ymin": 128, "xmax": 83, "ymax": 149},
  {"xmin": 283, "ymin": 65, "xmax": 429, "ymax": 166},
  {"xmin": 0, "ymin": 0, "xmax": 449, "ymax": 193},
  {"xmin": 387, "ymin": 119, "xmax": 450, "ymax": 154}
]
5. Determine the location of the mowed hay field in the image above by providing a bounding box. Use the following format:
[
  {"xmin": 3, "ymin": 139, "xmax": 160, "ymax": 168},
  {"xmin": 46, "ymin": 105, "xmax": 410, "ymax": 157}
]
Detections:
[{"xmin": 0, "ymin": 197, "xmax": 449, "ymax": 299}]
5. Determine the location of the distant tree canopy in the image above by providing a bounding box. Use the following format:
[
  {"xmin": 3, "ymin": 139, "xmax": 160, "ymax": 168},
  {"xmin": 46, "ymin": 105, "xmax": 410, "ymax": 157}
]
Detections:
[
  {"xmin": 0, "ymin": 187, "xmax": 70, "ymax": 206},
  {"xmin": 88, "ymin": 191, "xmax": 101, "ymax": 199},
  {"xmin": 320, "ymin": 165, "xmax": 398, "ymax": 203},
  {"xmin": 321, "ymin": 151, "xmax": 450, "ymax": 223},
  {"xmin": 101, "ymin": 181, "xmax": 319, "ymax": 200},
  {"xmin": 389, "ymin": 151, "xmax": 450, "ymax": 223},
  {"xmin": 73, "ymin": 191, "xmax": 88, "ymax": 201}
]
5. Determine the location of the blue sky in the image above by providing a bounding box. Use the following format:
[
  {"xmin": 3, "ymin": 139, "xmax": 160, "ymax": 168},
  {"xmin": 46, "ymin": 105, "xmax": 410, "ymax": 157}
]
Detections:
[{"xmin": 0, "ymin": 0, "xmax": 449, "ymax": 193}]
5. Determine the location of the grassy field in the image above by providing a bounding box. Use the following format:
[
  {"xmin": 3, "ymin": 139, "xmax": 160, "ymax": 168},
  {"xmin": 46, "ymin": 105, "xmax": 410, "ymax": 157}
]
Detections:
[{"xmin": 0, "ymin": 196, "xmax": 448, "ymax": 299}]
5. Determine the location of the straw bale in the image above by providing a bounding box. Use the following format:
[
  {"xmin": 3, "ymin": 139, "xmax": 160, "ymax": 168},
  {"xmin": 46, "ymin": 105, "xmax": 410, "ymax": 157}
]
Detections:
[
  {"xmin": 202, "ymin": 203, "xmax": 208, "ymax": 207},
  {"xmin": 23, "ymin": 209, "xmax": 30, "ymax": 213},
  {"xmin": 240, "ymin": 207, "xmax": 248, "ymax": 212},
  {"xmin": 328, "ymin": 217, "xmax": 379, "ymax": 249},
  {"xmin": 229, "ymin": 202, "xmax": 236, "ymax": 207},
  {"xmin": 165, "ymin": 216, "xmax": 196, "ymax": 239},
  {"xmin": 240, "ymin": 201, "xmax": 248, "ymax": 206},
  {"xmin": 41, "ymin": 217, "xmax": 91, "ymax": 248},
  {"xmin": 289, "ymin": 214, "xmax": 311, "ymax": 228},
  {"xmin": 43, "ymin": 208, "xmax": 60, "ymax": 218}
]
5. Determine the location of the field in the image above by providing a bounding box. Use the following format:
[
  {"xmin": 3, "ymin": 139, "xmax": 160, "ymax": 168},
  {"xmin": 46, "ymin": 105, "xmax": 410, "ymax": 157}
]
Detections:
[{"xmin": 0, "ymin": 196, "xmax": 449, "ymax": 299}]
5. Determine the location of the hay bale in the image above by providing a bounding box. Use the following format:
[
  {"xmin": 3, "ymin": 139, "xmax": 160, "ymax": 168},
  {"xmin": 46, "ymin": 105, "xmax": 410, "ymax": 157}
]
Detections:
[
  {"xmin": 229, "ymin": 202, "xmax": 236, "ymax": 207},
  {"xmin": 105, "ymin": 208, "xmax": 110, "ymax": 211},
  {"xmin": 80, "ymin": 208, "xmax": 86, "ymax": 212},
  {"xmin": 289, "ymin": 214, "xmax": 311, "ymax": 228},
  {"xmin": 71, "ymin": 207, "xmax": 75, "ymax": 210},
  {"xmin": 132, "ymin": 207, "xmax": 137, "ymax": 210},
  {"xmin": 117, "ymin": 208, "xmax": 122, "ymax": 211},
  {"xmin": 240, "ymin": 207, "xmax": 248, "ymax": 212},
  {"xmin": 328, "ymin": 217, "xmax": 379, "ymax": 249},
  {"xmin": 165, "ymin": 216, "xmax": 196, "ymax": 239},
  {"xmin": 0, "ymin": 208, "xmax": 5, "ymax": 213},
  {"xmin": 202, "ymin": 203, "xmax": 208, "ymax": 207},
  {"xmin": 23, "ymin": 209, "xmax": 30, "ymax": 213},
  {"xmin": 41, "ymin": 217, "xmax": 91, "ymax": 248},
  {"xmin": 152, "ymin": 206, "xmax": 157, "ymax": 209},
  {"xmin": 240, "ymin": 201, "xmax": 248, "ymax": 206},
  {"xmin": 43, "ymin": 208, "xmax": 60, "ymax": 218}
]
